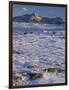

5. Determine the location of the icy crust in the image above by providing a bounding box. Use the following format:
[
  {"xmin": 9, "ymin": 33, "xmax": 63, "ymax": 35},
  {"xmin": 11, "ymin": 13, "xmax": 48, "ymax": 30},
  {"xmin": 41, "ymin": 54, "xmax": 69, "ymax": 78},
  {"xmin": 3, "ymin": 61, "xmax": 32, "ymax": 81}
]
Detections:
[{"xmin": 13, "ymin": 30, "xmax": 65, "ymax": 86}]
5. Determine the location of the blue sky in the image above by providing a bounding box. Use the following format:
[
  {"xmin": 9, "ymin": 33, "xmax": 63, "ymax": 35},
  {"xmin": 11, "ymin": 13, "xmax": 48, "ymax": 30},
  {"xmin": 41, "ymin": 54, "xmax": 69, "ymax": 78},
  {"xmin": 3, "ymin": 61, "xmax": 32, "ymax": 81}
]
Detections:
[{"xmin": 13, "ymin": 4, "xmax": 65, "ymax": 19}]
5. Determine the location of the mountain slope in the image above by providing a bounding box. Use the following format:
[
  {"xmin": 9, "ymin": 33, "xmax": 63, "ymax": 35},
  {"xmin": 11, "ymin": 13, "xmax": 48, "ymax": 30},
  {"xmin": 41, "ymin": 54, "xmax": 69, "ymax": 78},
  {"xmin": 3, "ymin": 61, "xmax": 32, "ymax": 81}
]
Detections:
[{"xmin": 13, "ymin": 13, "xmax": 64, "ymax": 24}]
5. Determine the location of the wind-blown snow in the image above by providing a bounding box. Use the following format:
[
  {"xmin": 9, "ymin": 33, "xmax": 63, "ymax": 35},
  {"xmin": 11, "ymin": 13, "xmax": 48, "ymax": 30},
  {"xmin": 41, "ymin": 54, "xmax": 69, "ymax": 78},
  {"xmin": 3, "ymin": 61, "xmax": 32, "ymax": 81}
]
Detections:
[
  {"xmin": 13, "ymin": 22, "xmax": 64, "ymax": 29},
  {"xmin": 13, "ymin": 23, "xmax": 65, "ymax": 86}
]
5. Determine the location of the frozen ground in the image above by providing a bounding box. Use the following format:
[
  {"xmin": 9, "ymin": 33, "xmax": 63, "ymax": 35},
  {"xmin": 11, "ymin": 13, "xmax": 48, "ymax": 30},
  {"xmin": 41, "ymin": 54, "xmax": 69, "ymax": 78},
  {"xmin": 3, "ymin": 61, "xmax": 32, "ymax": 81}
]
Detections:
[{"xmin": 13, "ymin": 23, "xmax": 65, "ymax": 86}]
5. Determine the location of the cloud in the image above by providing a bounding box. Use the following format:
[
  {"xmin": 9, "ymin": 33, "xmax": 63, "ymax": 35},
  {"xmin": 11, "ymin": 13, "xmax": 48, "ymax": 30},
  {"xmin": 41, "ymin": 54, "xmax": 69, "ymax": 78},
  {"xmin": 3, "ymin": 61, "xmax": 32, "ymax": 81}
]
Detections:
[{"xmin": 22, "ymin": 8, "xmax": 28, "ymax": 11}]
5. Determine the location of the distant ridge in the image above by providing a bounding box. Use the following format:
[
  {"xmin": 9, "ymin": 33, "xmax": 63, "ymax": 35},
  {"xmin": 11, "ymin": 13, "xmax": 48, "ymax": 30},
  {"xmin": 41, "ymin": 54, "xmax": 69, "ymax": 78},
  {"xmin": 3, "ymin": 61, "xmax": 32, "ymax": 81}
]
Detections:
[{"xmin": 13, "ymin": 13, "xmax": 64, "ymax": 24}]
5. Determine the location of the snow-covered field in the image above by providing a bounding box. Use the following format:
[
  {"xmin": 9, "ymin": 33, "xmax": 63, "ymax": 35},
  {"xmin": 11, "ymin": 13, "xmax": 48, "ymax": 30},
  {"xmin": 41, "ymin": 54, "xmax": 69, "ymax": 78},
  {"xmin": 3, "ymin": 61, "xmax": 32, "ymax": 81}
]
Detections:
[{"xmin": 13, "ymin": 23, "xmax": 65, "ymax": 86}]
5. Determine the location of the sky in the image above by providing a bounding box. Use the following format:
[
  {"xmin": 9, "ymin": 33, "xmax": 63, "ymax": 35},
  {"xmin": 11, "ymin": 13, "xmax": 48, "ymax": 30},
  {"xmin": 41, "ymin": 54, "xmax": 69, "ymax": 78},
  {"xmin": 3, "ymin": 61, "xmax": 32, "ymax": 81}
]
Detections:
[{"xmin": 13, "ymin": 4, "xmax": 65, "ymax": 19}]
